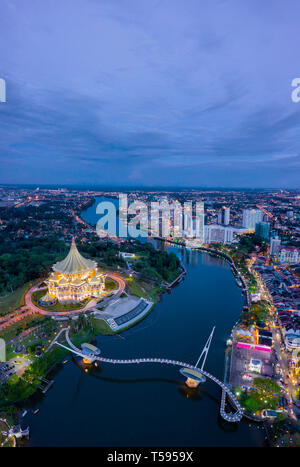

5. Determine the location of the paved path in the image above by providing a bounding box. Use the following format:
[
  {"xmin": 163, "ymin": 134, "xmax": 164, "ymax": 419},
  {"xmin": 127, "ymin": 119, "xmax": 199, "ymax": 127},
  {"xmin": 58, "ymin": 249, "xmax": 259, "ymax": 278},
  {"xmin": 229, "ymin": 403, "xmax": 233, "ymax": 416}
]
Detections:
[{"xmin": 0, "ymin": 274, "xmax": 126, "ymax": 330}]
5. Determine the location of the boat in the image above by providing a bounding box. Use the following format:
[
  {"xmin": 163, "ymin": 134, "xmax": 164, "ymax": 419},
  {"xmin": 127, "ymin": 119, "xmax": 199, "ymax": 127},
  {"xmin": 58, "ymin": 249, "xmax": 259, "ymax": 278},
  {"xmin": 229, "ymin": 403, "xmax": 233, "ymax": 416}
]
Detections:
[
  {"xmin": 33, "ymin": 409, "xmax": 40, "ymax": 415},
  {"xmin": 63, "ymin": 360, "xmax": 68, "ymax": 364},
  {"xmin": 21, "ymin": 410, "xmax": 27, "ymax": 418}
]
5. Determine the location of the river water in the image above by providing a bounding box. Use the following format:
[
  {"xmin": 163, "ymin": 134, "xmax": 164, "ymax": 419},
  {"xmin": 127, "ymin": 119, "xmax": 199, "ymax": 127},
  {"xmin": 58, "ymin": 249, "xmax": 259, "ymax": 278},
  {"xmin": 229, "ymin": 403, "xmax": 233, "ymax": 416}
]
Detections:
[{"xmin": 25, "ymin": 197, "xmax": 265, "ymax": 446}]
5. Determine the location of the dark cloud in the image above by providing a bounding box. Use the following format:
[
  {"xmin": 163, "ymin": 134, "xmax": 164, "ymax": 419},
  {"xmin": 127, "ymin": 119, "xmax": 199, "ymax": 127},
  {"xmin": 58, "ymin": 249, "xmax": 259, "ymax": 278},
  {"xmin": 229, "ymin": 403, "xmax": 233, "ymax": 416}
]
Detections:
[{"xmin": 0, "ymin": 0, "xmax": 300, "ymax": 187}]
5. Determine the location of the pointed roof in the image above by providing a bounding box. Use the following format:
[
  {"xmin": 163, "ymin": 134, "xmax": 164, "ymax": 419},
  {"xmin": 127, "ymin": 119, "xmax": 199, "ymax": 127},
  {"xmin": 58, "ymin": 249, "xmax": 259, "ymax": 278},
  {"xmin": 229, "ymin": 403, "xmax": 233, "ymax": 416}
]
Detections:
[
  {"xmin": 40, "ymin": 292, "xmax": 56, "ymax": 303},
  {"xmin": 53, "ymin": 238, "xmax": 97, "ymax": 274}
]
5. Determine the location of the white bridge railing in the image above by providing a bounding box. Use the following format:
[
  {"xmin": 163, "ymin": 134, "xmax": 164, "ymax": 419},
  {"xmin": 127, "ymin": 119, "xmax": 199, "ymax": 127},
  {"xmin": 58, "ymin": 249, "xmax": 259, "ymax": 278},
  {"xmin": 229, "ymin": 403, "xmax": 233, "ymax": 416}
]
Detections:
[{"xmin": 49, "ymin": 328, "xmax": 243, "ymax": 423}]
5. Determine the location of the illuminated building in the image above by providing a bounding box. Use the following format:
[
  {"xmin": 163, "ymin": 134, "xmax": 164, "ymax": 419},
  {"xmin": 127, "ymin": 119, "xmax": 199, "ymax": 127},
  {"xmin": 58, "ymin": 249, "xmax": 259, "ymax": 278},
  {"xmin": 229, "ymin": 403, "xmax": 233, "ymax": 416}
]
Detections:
[
  {"xmin": 242, "ymin": 209, "xmax": 263, "ymax": 229},
  {"xmin": 277, "ymin": 246, "xmax": 299, "ymax": 264},
  {"xmin": 41, "ymin": 238, "xmax": 105, "ymax": 304},
  {"xmin": 270, "ymin": 235, "xmax": 281, "ymax": 256},
  {"xmin": 284, "ymin": 330, "xmax": 300, "ymax": 350},
  {"xmin": 248, "ymin": 358, "xmax": 262, "ymax": 373},
  {"xmin": 255, "ymin": 222, "xmax": 270, "ymax": 240},
  {"xmin": 204, "ymin": 224, "xmax": 235, "ymax": 244},
  {"xmin": 217, "ymin": 206, "xmax": 230, "ymax": 225}
]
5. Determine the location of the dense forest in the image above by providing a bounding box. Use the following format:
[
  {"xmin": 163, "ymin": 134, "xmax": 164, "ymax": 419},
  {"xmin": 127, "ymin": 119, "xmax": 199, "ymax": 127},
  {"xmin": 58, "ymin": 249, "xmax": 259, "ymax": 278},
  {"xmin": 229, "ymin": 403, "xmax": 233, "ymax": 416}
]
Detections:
[
  {"xmin": 128, "ymin": 243, "xmax": 180, "ymax": 282},
  {"xmin": 0, "ymin": 235, "xmax": 68, "ymax": 293},
  {"xmin": 0, "ymin": 234, "xmax": 180, "ymax": 294}
]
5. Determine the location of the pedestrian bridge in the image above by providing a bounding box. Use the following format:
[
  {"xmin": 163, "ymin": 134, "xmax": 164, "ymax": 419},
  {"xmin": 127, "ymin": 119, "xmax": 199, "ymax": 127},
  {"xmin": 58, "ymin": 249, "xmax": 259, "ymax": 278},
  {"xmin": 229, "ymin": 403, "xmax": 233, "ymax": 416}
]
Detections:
[{"xmin": 49, "ymin": 327, "xmax": 244, "ymax": 423}]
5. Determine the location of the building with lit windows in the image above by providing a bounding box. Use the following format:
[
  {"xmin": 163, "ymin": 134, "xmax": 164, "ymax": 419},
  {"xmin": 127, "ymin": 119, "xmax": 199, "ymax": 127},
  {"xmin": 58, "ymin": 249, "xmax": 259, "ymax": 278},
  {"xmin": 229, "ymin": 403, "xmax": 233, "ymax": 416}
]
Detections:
[
  {"xmin": 255, "ymin": 221, "xmax": 270, "ymax": 240},
  {"xmin": 284, "ymin": 330, "xmax": 300, "ymax": 351},
  {"xmin": 242, "ymin": 208, "xmax": 263, "ymax": 229},
  {"xmin": 40, "ymin": 238, "xmax": 105, "ymax": 305},
  {"xmin": 277, "ymin": 246, "xmax": 299, "ymax": 264},
  {"xmin": 270, "ymin": 235, "xmax": 281, "ymax": 256},
  {"xmin": 217, "ymin": 206, "xmax": 230, "ymax": 225},
  {"xmin": 204, "ymin": 224, "xmax": 235, "ymax": 244}
]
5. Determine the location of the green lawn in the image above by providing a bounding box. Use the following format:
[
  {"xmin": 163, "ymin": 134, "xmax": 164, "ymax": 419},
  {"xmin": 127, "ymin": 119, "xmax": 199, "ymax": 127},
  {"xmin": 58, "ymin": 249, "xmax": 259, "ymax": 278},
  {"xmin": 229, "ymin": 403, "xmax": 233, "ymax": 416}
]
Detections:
[
  {"xmin": 0, "ymin": 281, "xmax": 38, "ymax": 316},
  {"xmin": 0, "ymin": 315, "xmax": 47, "ymax": 342},
  {"xmin": 31, "ymin": 289, "xmax": 89, "ymax": 312},
  {"xmin": 105, "ymin": 278, "xmax": 117, "ymax": 290},
  {"xmin": 91, "ymin": 317, "xmax": 114, "ymax": 335},
  {"xmin": 126, "ymin": 277, "xmax": 163, "ymax": 303}
]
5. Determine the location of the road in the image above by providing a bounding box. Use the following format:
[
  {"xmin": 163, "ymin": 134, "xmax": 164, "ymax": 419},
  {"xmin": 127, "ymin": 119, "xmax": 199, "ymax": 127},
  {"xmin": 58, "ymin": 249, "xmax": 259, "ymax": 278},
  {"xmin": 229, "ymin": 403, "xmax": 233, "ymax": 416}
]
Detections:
[
  {"xmin": 0, "ymin": 274, "xmax": 126, "ymax": 332},
  {"xmin": 250, "ymin": 256, "xmax": 297, "ymax": 419}
]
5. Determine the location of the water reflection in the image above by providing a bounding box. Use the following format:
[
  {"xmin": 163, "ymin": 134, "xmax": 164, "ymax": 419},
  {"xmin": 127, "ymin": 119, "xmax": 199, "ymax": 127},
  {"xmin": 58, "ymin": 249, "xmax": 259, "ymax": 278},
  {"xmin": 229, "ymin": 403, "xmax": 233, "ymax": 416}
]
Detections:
[{"xmin": 25, "ymin": 200, "xmax": 265, "ymax": 447}]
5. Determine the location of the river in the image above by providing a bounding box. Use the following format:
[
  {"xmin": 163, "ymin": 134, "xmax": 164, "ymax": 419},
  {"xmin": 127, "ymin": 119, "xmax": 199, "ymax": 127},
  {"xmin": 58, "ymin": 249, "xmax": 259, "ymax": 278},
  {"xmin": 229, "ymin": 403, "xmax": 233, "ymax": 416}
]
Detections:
[{"xmin": 24, "ymin": 196, "xmax": 265, "ymax": 446}]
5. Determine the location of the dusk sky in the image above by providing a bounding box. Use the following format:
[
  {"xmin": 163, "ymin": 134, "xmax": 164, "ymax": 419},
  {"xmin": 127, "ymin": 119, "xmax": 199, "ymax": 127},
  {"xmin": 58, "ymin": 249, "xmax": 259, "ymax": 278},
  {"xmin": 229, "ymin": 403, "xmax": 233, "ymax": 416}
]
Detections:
[{"xmin": 1, "ymin": 0, "xmax": 300, "ymax": 188}]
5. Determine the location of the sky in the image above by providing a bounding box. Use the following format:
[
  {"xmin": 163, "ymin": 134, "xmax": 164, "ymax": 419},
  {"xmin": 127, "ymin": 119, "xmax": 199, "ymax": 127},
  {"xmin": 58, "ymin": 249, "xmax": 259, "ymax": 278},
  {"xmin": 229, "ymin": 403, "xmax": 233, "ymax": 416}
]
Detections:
[{"xmin": 0, "ymin": 0, "xmax": 300, "ymax": 188}]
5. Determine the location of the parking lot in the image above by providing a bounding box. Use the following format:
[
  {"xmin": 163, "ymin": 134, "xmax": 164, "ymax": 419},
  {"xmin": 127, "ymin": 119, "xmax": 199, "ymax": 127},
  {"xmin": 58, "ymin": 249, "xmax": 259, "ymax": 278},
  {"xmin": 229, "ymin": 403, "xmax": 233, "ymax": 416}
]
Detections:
[
  {"xmin": 0, "ymin": 357, "xmax": 31, "ymax": 385},
  {"xmin": 230, "ymin": 343, "xmax": 276, "ymax": 389}
]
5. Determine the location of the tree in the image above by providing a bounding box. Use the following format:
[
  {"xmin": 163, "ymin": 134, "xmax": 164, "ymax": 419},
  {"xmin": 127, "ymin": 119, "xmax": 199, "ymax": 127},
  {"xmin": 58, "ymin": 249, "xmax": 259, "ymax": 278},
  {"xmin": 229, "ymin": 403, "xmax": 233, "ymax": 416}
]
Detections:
[{"xmin": 253, "ymin": 377, "xmax": 281, "ymax": 397}]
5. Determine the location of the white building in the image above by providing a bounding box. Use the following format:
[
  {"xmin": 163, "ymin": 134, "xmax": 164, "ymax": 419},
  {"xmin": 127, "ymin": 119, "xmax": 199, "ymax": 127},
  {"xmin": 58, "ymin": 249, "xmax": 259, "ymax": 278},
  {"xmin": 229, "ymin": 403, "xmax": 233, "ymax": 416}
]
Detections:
[
  {"xmin": 277, "ymin": 246, "xmax": 299, "ymax": 264},
  {"xmin": 119, "ymin": 251, "xmax": 136, "ymax": 259},
  {"xmin": 284, "ymin": 330, "xmax": 300, "ymax": 350},
  {"xmin": 183, "ymin": 202, "xmax": 204, "ymax": 243},
  {"xmin": 270, "ymin": 235, "xmax": 281, "ymax": 256},
  {"xmin": 204, "ymin": 225, "xmax": 235, "ymax": 244},
  {"xmin": 242, "ymin": 209, "xmax": 263, "ymax": 229},
  {"xmin": 249, "ymin": 358, "xmax": 262, "ymax": 374}
]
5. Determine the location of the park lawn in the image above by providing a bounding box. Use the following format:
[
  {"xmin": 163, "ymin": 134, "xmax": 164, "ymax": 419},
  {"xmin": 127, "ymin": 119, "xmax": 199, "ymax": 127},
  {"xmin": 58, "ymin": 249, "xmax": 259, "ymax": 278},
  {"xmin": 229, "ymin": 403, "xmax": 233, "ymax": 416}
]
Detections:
[
  {"xmin": 0, "ymin": 281, "xmax": 37, "ymax": 316},
  {"xmin": 126, "ymin": 277, "xmax": 164, "ymax": 302},
  {"xmin": 146, "ymin": 285, "xmax": 164, "ymax": 303},
  {"xmin": 105, "ymin": 278, "xmax": 117, "ymax": 291},
  {"xmin": 0, "ymin": 315, "xmax": 47, "ymax": 342},
  {"xmin": 91, "ymin": 317, "xmax": 114, "ymax": 335},
  {"xmin": 70, "ymin": 328, "xmax": 95, "ymax": 346},
  {"xmin": 31, "ymin": 289, "xmax": 89, "ymax": 312}
]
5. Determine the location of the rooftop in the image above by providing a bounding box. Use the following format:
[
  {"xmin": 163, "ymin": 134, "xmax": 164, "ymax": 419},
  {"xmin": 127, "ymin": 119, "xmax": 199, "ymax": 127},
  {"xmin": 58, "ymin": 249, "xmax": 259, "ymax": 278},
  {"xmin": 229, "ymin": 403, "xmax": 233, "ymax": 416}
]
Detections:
[{"xmin": 53, "ymin": 238, "xmax": 97, "ymax": 275}]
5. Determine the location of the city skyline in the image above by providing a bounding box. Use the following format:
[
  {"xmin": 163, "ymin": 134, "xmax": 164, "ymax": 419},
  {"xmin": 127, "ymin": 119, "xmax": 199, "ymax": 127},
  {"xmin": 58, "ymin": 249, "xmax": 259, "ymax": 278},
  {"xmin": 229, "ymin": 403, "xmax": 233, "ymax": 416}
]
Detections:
[
  {"xmin": 1, "ymin": 2, "xmax": 300, "ymax": 449},
  {"xmin": 1, "ymin": 0, "xmax": 300, "ymax": 188}
]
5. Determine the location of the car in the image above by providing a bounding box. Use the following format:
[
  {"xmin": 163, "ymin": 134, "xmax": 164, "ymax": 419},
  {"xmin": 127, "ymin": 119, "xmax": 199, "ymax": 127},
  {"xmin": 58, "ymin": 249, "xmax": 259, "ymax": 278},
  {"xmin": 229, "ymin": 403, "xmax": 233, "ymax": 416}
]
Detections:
[{"xmin": 279, "ymin": 397, "xmax": 284, "ymax": 409}]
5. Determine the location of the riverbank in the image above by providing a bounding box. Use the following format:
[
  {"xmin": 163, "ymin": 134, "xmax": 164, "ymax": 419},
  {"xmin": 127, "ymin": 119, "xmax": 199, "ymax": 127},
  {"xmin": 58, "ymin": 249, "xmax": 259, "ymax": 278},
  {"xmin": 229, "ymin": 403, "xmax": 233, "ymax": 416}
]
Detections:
[
  {"xmin": 0, "ymin": 270, "xmax": 168, "ymax": 414},
  {"xmin": 9, "ymin": 199, "xmax": 262, "ymax": 446}
]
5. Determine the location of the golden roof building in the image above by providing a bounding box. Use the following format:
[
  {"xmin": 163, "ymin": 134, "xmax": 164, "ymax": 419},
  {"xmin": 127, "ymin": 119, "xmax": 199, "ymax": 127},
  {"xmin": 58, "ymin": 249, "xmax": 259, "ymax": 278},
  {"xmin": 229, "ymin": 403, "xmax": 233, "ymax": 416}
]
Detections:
[{"xmin": 41, "ymin": 238, "xmax": 105, "ymax": 305}]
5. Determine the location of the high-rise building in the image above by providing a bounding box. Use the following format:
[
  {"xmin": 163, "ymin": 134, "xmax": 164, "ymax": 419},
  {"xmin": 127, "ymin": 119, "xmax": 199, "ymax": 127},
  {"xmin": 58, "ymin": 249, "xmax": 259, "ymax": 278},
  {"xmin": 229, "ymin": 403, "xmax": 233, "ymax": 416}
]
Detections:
[
  {"xmin": 242, "ymin": 209, "xmax": 263, "ymax": 229},
  {"xmin": 255, "ymin": 222, "xmax": 270, "ymax": 240},
  {"xmin": 182, "ymin": 202, "xmax": 204, "ymax": 241},
  {"xmin": 217, "ymin": 206, "xmax": 230, "ymax": 225},
  {"xmin": 204, "ymin": 225, "xmax": 234, "ymax": 244},
  {"xmin": 270, "ymin": 235, "xmax": 281, "ymax": 256}
]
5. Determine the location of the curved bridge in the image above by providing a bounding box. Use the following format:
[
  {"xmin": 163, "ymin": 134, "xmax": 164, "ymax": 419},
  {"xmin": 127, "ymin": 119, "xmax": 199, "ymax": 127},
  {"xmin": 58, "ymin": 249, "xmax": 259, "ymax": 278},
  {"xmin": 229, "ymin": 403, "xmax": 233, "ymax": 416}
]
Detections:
[{"xmin": 50, "ymin": 328, "xmax": 243, "ymax": 423}]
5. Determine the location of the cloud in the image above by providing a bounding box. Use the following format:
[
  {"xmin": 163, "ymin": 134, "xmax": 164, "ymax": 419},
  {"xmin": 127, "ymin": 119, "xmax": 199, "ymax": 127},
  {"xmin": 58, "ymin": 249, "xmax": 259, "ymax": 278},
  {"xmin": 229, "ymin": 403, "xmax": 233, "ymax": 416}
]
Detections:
[{"xmin": 0, "ymin": 0, "xmax": 300, "ymax": 187}]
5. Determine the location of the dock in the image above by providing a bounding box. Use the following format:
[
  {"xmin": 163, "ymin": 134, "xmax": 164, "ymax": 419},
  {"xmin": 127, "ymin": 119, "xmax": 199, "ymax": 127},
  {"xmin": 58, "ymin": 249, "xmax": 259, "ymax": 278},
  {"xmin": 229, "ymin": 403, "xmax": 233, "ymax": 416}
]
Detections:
[{"xmin": 38, "ymin": 378, "xmax": 54, "ymax": 394}]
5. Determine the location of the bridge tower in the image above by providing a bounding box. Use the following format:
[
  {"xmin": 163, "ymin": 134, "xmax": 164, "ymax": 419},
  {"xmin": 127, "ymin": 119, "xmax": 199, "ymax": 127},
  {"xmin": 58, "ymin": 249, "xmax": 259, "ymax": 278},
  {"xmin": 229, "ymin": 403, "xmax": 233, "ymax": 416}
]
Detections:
[{"xmin": 180, "ymin": 326, "xmax": 215, "ymax": 388}]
